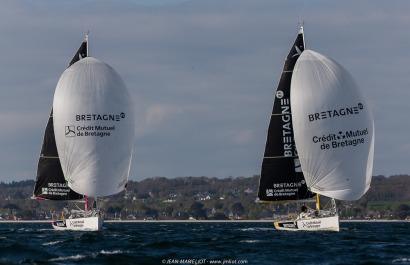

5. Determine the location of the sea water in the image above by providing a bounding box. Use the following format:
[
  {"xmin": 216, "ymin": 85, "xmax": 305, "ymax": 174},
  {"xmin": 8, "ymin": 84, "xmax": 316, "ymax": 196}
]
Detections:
[{"xmin": 0, "ymin": 221, "xmax": 409, "ymax": 265}]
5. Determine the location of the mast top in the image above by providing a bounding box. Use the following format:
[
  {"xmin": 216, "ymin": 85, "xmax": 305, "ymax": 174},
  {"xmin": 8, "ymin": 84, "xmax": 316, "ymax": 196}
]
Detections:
[
  {"xmin": 298, "ymin": 19, "xmax": 304, "ymax": 34},
  {"xmin": 85, "ymin": 30, "xmax": 89, "ymax": 56},
  {"xmin": 298, "ymin": 21, "xmax": 305, "ymax": 48}
]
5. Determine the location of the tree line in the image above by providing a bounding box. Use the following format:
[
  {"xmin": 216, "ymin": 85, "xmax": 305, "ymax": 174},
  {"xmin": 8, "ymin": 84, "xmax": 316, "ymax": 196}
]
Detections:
[{"xmin": 0, "ymin": 175, "xmax": 409, "ymax": 220}]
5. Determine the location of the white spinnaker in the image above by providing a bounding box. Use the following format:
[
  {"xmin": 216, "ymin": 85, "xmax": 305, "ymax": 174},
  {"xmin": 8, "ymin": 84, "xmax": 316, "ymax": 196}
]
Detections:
[
  {"xmin": 290, "ymin": 50, "xmax": 374, "ymax": 201},
  {"xmin": 53, "ymin": 57, "xmax": 135, "ymax": 197}
]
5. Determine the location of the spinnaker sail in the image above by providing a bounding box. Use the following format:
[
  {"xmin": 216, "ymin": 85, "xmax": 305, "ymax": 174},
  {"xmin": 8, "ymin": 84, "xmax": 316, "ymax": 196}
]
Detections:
[
  {"xmin": 290, "ymin": 50, "xmax": 374, "ymax": 201},
  {"xmin": 53, "ymin": 57, "xmax": 136, "ymax": 197}
]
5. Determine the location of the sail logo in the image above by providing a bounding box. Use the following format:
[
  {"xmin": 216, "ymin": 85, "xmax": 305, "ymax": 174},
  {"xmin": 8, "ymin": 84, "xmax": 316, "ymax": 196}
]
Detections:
[
  {"xmin": 48, "ymin": 182, "xmax": 68, "ymax": 188},
  {"xmin": 273, "ymin": 181, "xmax": 305, "ymax": 189},
  {"xmin": 308, "ymin": 103, "xmax": 363, "ymax": 122},
  {"xmin": 313, "ymin": 128, "xmax": 369, "ymax": 150},
  {"xmin": 275, "ymin": 90, "xmax": 297, "ymax": 156},
  {"xmin": 279, "ymin": 97, "xmax": 295, "ymax": 157},
  {"xmin": 292, "ymin": 45, "xmax": 303, "ymax": 58},
  {"xmin": 268, "ymin": 180, "xmax": 306, "ymax": 197},
  {"xmin": 276, "ymin": 90, "xmax": 284, "ymax": 99},
  {"xmin": 65, "ymin": 126, "xmax": 76, "ymax": 137},
  {"xmin": 76, "ymin": 112, "xmax": 126, "ymax": 122},
  {"xmin": 65, "ymin": 125, "xmax": 117, "ymax": 138},
  {"xmin": 42, "ymin": 184, "xmax": 70, "ymax": 196}
]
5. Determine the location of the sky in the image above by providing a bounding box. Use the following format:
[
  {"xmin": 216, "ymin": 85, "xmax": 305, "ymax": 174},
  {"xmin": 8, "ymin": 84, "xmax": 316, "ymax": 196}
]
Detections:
[{"xmin": 0, "ymin": 0, "xmax": 409, "ymax": 183}]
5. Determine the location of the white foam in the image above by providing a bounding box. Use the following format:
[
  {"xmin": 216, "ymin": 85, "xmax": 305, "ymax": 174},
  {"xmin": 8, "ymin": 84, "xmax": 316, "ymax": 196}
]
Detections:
[
  {"xmin": 50, "ymin": 254, "xmax": 86, "ymax": 262},
  {"xmin": 239, "ymin": 240, "xmax": 263, "ymax": 243},
  {"xmin": 43, "ymin": 240, "xmax": 63, "ymax": 246},
  {"xmin": 100, "ymin": 250, "xmax": 123, "ymax": 255},
  {"xmin": 392, "ymin": 258, "xmax": 410, "ymax": 264}
]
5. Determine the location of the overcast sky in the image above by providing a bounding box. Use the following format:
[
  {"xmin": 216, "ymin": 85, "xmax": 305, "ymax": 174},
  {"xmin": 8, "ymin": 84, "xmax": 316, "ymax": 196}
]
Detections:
[{"xmin": 0, "ymin": 0, "xmax": 409, "ymax": 183}]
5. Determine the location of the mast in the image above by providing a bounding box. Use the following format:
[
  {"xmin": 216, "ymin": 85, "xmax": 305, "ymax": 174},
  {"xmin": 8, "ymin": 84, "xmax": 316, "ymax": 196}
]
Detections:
[
  {"xmin": 316, "ymin": 193, "xmax": 321, "ymax": 211},
  {"xmin": 299, "ymin": 22, "xmax": 306, "ymax": 48},
  {"xmin": 86, "ymin": 31, "xmax": 89, "ymax": 57},
  {"xmin": 84, "ymin": 31, "xmax": 90, "ymax": 213}
]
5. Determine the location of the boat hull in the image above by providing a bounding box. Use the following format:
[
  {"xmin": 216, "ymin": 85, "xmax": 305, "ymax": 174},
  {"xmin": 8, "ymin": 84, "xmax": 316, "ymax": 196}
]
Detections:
[
  {"xmin": 51, "ymin": 216, "xmax": 104, "ymax": 231},
  {"xmin": 274, "ymin": 215, "xmax": 339, "ymax": 232}
]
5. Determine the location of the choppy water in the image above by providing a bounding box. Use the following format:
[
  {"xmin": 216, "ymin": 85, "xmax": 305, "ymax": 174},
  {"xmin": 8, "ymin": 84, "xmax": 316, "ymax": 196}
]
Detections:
[{"xmin": 0, "ymin": 221, "xmax": 409, "ymax": 265}]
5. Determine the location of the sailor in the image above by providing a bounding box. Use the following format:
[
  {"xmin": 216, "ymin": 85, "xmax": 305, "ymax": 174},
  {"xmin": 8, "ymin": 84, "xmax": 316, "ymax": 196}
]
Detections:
[
  {"xmin": 299, "ymin": 205, "xmax": 310, "ymax": 219},
  {"xmin": 61, "ymin": 207, "xmax": 68, "ymax": 220}
]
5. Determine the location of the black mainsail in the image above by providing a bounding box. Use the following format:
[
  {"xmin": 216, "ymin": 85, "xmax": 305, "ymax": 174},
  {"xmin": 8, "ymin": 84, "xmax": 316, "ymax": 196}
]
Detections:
[
  {"xmin": 258, "ymin": 26, "xmax": 314, "ymax": 202},
  {"xmin": 33, "ymin": 36, "xmax": 88, "ymax": 200}
]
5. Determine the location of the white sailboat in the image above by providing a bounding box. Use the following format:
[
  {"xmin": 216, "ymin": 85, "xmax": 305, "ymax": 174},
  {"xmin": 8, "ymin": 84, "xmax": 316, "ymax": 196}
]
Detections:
[
  {"xmin": 33, "ymin": 34, "xmax": 135, "ymax": 231},
  {"xmin": 257, "ymin": 26, "xmax": 374, "ymax": 231}
]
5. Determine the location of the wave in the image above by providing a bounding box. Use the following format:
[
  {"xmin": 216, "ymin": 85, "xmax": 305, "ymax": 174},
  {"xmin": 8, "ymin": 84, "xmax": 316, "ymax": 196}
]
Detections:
[
  {"xmin": 49, "ymin": 254, "xmax": 86, "ymax": 262},
  {"xmin": 392, "ymin": 258, "xmax": 410, "ymax": 264},
  {"xmin": 100, "ymin": 250, "xmax": 124, "ymax": 255},
  {"xmin": 239, "ymin": 239, "xmax": 264, "ymax": 243},
  {"xmin": 48, "ymin": 250, "xmax": 125, "ymax": 263},
  {"xmin": 238, "ymin": 227, "xmax": 274, "ymax": 232},
  {"xmin": 1, "ymin": 222, "xmax": 409, "ymax": 265},
  {"xmin": 43, "ymin": 240, "xmax": 64, "ymax": 246}
]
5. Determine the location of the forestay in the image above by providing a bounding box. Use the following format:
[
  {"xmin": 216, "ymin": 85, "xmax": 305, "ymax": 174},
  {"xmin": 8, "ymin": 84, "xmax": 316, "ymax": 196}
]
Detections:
[
  {"xmin": 53, "ymin": 57, "xmax": 135, "ymax": 197},
  {"xmin": 290, "ymin": 50, "xmax": 374, "ymax": 201}
]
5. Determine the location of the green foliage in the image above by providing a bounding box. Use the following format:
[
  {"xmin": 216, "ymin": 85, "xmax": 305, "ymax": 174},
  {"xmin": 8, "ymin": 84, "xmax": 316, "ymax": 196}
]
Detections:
[
  {"xmin": 213, "ymin": 212, "xmax": 229, "ymax": 220},
  {"xmin": 214, "ymin": 201, "xmax": 224, "ymax": 210},
  {"xmin": 393, "ymin": 204, "xmax": 410, "ymax": 219},
  {"xmin": 231, "ymin": 202, "xmax": 244, "ymax": 216},
  {"xmin": 106, "ymin": 205, "xmax": 123, "ymax": 214},
  {"xmin": 1, "ymin": 175, "xmax": 410, "ymax": 220},
  {"xmin": 189, "ymin": 202, "xmax": 207, "ymax": 219},
  {"xmin": 144, "ymin": 207, "xmax": 158, "ymax": 218}
]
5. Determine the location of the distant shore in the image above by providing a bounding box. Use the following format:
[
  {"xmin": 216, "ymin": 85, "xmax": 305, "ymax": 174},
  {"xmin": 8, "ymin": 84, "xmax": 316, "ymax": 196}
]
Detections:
[{"xmin": 0, "ymin": 219, "xmax": 408, "ymax": 223}]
